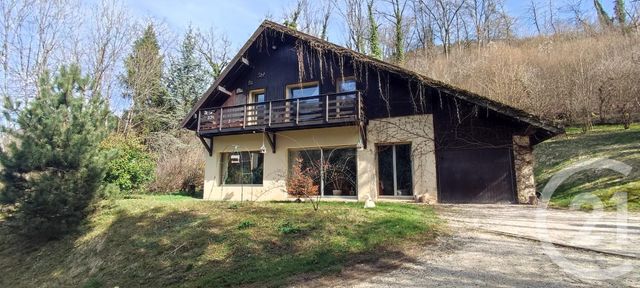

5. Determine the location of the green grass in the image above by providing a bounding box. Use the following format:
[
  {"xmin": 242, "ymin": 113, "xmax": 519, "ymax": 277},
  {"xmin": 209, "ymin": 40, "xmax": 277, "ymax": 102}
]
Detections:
[
  {"xmin": 535, "ymin": 123, "xmax": 640, "ymax": 211},
  {"xmin": 0, "ymin": 196, "xmax": 440, "ymax": 287}
]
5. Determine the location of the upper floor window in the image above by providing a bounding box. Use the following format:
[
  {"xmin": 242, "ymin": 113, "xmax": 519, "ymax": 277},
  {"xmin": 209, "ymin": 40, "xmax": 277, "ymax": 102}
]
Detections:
[
  {"xmin": 249, "ymin": 89, "xmax": 265, "ymax": 103},
  {"xmin": 287, "ymin": 82, "xmax": 319, "ymax": 99},
  {"xmin": 337, "ymin": 77, "xmax": 356, "ymax": 93}
]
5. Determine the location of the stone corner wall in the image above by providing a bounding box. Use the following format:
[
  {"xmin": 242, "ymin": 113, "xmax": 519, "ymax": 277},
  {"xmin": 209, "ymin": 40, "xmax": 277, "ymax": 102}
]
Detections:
[{"xmin": 512, "ymin": 135, "xmax": 537, "ymax": 204}]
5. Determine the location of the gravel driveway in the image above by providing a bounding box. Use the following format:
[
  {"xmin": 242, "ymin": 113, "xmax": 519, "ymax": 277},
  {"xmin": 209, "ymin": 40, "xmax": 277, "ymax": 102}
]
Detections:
[{"xmin": 298, "ymin": 205, "xmax": 640, "ymax": 287}]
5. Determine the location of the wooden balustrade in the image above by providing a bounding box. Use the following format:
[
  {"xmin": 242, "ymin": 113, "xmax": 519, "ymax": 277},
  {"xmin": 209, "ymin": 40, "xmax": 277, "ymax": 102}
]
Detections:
[{"xmin": 197, "ymin": 91, "xmax": 364, "ymax": 134}]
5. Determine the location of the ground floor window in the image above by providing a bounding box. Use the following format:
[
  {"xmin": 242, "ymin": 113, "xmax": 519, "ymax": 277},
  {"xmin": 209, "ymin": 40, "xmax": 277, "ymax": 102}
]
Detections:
[
  {"xmin": 288, "ymin": 147, "xmax": 357, "ymax": 196},
  {"xmin": 221, "ymin": 151, "xmax": 264, "ymax": 184},
  {"xmin": 377, "ymin": 144, "xmax": 413, "ymax": 196}
]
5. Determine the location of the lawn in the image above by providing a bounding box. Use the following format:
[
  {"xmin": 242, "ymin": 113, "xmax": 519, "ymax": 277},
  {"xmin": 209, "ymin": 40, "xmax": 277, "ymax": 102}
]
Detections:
[
  {"xmin": 534, "ymin": 124, "xmax": 640, "ymax": 211},
  {"xmin": 0, "ymin": 196, "xmax": 440, "ymax": 287}
]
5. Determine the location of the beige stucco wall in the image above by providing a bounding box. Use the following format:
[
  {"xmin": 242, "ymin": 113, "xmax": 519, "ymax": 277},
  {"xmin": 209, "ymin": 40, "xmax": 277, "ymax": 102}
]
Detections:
[
  {"xmin": 361, "ymin": 115, "xmax": 438, "ymax": 202},
  {"xmin": 202, "ymin": 115, "xmax": 437, "ymax": 202}
]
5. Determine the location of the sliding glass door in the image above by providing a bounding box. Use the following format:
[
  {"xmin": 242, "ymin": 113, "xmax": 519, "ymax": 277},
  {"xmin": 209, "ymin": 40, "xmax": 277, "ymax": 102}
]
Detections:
[
  {"xmin": 288, "ymin": 147, "xmax": 357, "ymax": 197},
  {"xmin": 377, "ymin": 144, "xmax": 413, "ymax": 196}
]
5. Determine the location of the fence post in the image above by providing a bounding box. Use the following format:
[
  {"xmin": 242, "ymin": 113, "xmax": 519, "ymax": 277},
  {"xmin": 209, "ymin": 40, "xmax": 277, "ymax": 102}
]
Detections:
[
  {"xmin": 325, "ymin": 94, "xmax": 329, "ymax": 122},
  {"xmin": 243, "ymin": 105, "xmax": 247, "ymax": 128},
  {"xmin": 296, "ymin": 98, "xmax": 300, "ymax": 125},
  {"xmin": 357, "ymin": 92, "xmax": 362, "ymax": 121},
  {"xmin": 197, "ymin": 110, "xmax": 201, "ymax": 133},
  {"xmin": 219, "ymin": 108, "xmax": 223, "ymax": 130},
  {"xmin": 268, "ymin": 102, "xmax": 272, "ymax": 127}
]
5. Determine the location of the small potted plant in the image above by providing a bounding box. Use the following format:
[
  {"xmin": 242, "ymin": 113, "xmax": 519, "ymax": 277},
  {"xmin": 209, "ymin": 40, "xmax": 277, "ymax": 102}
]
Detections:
[{"xmin": 331, "ymin": 173, "xmax": 345, "ymax": 196}]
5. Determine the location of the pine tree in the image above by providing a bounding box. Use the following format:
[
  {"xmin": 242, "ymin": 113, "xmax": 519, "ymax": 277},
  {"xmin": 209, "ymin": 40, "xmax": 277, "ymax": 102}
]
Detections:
[
  {"xmin": 0, "ymin": 65, "xmax": 110, "ymax": 240},
  {"xmin": 367, "ymin": 0, "xmax": 383, "ymax": 60},
  {"xmin": 122, "ymin": 24, "xmax": 171, "ymax": 135},
  {"xmin": 167, "ymin": 27, "xmax": 210, "ymax": 118}
]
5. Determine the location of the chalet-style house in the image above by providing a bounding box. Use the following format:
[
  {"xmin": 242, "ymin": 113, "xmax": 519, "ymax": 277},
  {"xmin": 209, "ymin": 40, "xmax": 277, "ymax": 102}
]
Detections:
[{"xmin": 182, "ymin": 21, "xmax": 563, "ymax": 204}]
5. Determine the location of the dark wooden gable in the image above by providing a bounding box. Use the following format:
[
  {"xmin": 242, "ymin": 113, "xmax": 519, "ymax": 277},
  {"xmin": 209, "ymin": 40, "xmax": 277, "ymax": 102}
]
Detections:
[
  {"xmin": 198, "ymin": 30, "xmax": 432, "ymax": 121},
  {"xmin": 183, "ymin": 20, "xmax": 561, "ymax": 144}
]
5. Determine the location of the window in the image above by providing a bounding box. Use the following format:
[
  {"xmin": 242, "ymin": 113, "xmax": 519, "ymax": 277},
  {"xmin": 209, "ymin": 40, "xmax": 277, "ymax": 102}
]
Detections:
[
  {"xmin": 286, "ymin": 82, "xmax": 321, "ymax": 122},
  {"xmin": 288, "ymin": 147, "xmax": 358, "ymax": 196},
  {"xmin": 334, "ymin": 78, "xmax": 357, "ymax": 118},
  {"xmin": 377, "ymin": 144, "xmax": 413, "ymax": 196},
  {"xmin": 336, "ymin": 78, "xmax": 356, "ymax": 93},
  {"xmin": 287, "ymin": 82, "xmax": 319, "ymax": 99},
  {"xmin": 247, "ymin": 89, "xmax": 267, "ymax": 126},
  {"xmin": 249, "ymin": 89, "xmax": 265, "ymax": 103},
  {"xmin": 221, "ymin": 152, "xmax": 264, "ymax": 185}
]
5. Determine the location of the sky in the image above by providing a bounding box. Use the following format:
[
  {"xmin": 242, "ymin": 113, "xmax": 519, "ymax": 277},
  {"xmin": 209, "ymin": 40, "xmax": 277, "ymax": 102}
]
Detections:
[{"xmin": 128, "ymin": 0, "xmax": 613, "ymax": 50}]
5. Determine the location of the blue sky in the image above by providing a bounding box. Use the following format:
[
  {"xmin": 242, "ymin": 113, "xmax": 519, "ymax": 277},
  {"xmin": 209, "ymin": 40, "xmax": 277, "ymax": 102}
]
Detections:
[{"xmin": 128, "ymin": 0, "xmax": 612, "ymax": 49}]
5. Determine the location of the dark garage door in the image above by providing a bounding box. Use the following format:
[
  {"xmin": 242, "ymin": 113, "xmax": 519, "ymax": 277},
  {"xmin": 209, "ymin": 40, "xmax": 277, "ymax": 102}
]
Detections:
[{"xmin": 437, "ymin": 148, "xmax": 516, "ymax": 203}]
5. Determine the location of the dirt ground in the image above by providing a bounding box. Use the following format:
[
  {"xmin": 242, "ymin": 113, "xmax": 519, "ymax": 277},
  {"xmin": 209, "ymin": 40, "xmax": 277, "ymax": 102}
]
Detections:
[{"xmin": 296, "ymin": 205, "xmax": 640, "ymax": 287}]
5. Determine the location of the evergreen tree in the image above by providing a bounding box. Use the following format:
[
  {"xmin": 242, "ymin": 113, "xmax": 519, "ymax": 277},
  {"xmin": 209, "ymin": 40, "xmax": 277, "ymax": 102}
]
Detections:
[
  {"xmin": 594, "ymin": 0, "xmax": 613, "ymax": 27},
  {"xmin": 166, "ymin": 27, "xmax": 210, "ymax": 118},
  {"xmin": 367, "ymin": 0, "xmax": 382, "ymax": 60},
  {"xmin": 0, "ymin": 65, "xmax": 110, "ymax": 240},
  {"xmin": 614, "ymin": 0, "xmax": 628, "ymax": 33},
  {"xmin": 122, "ymin": 24, "xmax": 171, "ymax": 135}
]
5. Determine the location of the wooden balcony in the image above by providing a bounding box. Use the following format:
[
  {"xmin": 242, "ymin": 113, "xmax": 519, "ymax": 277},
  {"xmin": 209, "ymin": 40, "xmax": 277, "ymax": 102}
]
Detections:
[{"xmin": 196, "ymin": 91, "xmax": 365, "ymax": 136}]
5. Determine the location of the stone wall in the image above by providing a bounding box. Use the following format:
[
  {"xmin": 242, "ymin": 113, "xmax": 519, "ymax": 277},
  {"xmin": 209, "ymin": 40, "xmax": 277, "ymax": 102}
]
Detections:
[{"xmin": 512, "ymin": 135, "xmax": 537, "ymax": 204}]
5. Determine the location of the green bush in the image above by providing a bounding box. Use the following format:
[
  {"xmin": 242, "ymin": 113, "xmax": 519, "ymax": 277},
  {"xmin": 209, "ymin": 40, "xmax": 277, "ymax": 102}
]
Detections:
[
  {"xmin": 279, "ymin": 222, "xmax": 302, "ymax": 235},
  {"xmin": 100, "ymin": 134, "xmax": 155, "ymax": 193},
  {"xmin": 237, "ymin": 220, "xmax": 255, "ymax": 229}
]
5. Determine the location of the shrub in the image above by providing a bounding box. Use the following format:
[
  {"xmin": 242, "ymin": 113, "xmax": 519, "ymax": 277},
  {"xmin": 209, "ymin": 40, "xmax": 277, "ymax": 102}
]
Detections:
[
  {"xmin": 279, "ymin": 222, "xmax": 302, "ymax": 234},
  {"xmin": 0, "ymin": 65, "xmax": 109, "ymax": 240},
  {"xmin": 237, "ymin": 220, "xmax": 255, "ymax": 229},
  {"xmin": 100, "ymin": 133, "xmax": 155, "ymax": 193},
  {"xmin": 146, "ymin": 133, "xmax": 204, "ymax": 194},
  {"xmin": 286, "ymin": 158, "xmax": 319, "ymax": 199},
  {"xmin": 286, "ymin": 157, "xmax": 321, "ymax": 210}
]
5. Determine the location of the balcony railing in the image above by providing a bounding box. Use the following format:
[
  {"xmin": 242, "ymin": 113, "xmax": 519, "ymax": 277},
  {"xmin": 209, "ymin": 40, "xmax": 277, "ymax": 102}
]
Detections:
[{"xmin": 197, "ymin": 91, "xmax": 364, "ymax": 134}]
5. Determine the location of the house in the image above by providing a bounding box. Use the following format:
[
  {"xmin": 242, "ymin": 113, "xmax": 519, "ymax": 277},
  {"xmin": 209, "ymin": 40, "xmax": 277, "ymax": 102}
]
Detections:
[{"xmin": 181, "ymin": 21, "xmax": 563, "ymax": 204}]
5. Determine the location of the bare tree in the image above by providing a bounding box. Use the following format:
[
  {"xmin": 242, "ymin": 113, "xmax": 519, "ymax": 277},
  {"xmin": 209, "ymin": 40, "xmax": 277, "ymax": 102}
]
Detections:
[
  {"xmin": 527, "ymin": 0, "xmax": 543, "ymax": 35},
  {"xmin": 380, "ymin": 0, "xmax": 410, "ymax": 63},
  {"xmin": 419, "ymin": 0, "xmax": 467, "ymax": 55},
  {"xmin": 412, "ymin": 0, "xmax": 435, "ymax": 50},
  {"xmin": 194, "ymin": 26, "xmax": 232, "ymax": 80},
  {"xmin": 466, "ymin": 0, "xmax": 510, "ymax": 46},
  {"xmin": 0, "ymin": 0, "xmax": 78, "ymax": 103},
  {"xmin": 85, "ymin": 0, "xmax": 134, "ymax": 100},
  {"xmin": 563, "ymin": 0, "xmax": 592, "ymax": 32},
  {"xmin": 333, "ymin": 0, "xmax": 368, "ymax": 53}
]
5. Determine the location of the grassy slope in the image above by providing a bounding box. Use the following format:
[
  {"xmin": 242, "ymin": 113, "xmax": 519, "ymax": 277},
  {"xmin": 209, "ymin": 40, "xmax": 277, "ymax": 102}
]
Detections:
[
  {"xmin": 534, "ymin": 124, "xmax": 640, "ymax": 211},
  {"xmin": 0, "ymin": 196, "xmax": 440, "ymax": 287}
]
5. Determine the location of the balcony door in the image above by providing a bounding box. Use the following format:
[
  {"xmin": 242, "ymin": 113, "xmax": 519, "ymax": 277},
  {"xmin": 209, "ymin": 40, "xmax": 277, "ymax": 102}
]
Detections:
[
  {"xmin": 286, "ymin": 82, "xmax": 321, "ymax": 123},
  {"xmin": 247, "ymin": 89, "xmax": 266, "ymax": 126},
  {"xmin": 335, "ymin": 77, "xmax": 356, "ymax": 119}
]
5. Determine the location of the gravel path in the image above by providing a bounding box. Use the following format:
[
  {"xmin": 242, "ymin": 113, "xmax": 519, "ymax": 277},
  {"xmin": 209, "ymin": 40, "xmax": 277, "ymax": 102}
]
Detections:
[{"xmin": 297, "ymin": 205, "xmax": 640, "ymax": 287}]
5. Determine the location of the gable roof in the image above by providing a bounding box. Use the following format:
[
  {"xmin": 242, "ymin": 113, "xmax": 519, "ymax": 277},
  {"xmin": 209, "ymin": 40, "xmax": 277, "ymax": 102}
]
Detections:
[{"xmin": 182, "ymin": 20, "xmax": 564, "ymax": 138}]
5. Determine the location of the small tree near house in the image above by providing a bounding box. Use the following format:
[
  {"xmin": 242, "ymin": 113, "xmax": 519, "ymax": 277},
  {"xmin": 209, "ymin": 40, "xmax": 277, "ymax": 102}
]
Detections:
[
  {"xmin": 286, "ymin": 157, "xmax": 320, "ymax": 210},
  {"xmin": 0, "ymin": 65, "xmax": 109, "ymax": 241}
]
